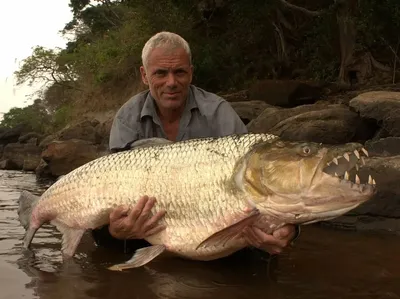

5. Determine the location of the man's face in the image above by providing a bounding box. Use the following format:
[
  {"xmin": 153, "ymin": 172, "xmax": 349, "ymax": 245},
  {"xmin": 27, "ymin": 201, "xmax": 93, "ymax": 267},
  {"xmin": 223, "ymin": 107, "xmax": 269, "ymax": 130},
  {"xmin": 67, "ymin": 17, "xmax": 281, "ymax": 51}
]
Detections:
[{"xmin": 140, "ymin": 47, "xmax": 193, "ymax": 112}]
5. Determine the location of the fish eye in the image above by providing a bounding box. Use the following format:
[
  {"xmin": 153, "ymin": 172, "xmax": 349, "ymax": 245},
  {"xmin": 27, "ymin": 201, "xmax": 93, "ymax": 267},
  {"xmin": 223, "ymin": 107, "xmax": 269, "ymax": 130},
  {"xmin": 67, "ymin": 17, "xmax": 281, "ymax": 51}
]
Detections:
[{"xmin": 302, "ymin": 146, "xmax": 312, "ymax": 155}]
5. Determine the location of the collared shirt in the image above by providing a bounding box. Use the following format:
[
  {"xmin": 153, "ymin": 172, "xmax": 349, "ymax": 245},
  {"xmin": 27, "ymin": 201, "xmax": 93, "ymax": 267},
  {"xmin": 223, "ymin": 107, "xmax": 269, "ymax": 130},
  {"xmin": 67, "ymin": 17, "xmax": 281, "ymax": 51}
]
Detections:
[{"xmin": 109, "ymin": 85, "xmax": 248, "ymax": 151}]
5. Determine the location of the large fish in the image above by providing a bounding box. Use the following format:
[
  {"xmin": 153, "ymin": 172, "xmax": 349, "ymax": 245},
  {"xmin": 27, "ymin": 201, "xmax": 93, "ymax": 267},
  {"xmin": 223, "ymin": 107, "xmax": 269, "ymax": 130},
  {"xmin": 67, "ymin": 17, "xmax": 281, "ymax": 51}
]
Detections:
[{"xmin": 17, "ymin": 133, "xmax": 376, "ymax": 270}]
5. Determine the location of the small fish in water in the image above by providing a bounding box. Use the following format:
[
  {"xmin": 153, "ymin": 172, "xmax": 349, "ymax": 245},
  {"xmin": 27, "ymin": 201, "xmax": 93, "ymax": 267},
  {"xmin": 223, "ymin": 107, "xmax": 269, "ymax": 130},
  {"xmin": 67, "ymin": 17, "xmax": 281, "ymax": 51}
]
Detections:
[{"xmin": 17, "ymin": 134, "xmax": 376, "ymax": 271}]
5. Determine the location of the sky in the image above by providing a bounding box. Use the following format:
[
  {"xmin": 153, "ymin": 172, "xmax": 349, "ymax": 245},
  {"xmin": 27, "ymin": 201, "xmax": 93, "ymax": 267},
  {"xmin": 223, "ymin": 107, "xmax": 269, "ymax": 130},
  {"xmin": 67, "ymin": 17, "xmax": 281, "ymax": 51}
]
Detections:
[{"xmin": 0, "ymin": 0, "xmax": 73, "ymax": 118}]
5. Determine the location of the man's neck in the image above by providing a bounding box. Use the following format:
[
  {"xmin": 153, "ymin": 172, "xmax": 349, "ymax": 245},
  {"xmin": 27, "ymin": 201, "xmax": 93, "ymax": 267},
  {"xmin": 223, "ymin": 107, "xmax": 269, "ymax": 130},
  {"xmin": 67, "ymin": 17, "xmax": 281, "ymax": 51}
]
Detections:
[{"xmin": 157, "ymin": 104, "xmax": 185, "ymax": 124}]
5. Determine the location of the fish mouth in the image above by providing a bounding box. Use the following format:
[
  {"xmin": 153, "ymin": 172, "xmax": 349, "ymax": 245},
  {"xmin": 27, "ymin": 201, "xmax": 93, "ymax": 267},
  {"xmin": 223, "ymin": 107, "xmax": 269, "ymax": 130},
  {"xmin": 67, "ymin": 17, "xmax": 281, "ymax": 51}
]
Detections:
[{"xmin": 322, "ymin": 146, "xmax": 376, "ymax": 191}]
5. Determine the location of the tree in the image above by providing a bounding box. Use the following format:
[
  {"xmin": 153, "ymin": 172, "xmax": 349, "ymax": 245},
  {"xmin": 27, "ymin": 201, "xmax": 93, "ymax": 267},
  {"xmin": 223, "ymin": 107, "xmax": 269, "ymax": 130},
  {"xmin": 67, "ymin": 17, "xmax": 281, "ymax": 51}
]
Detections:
[{"xmin": 14, "ymin": 46, "xmax": 77, "ymax": 89}]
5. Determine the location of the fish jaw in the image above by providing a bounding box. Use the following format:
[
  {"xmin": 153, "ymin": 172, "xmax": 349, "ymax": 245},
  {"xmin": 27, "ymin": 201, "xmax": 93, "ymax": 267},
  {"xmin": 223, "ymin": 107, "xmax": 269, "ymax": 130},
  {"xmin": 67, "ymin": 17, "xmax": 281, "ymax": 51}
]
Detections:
[{"xmin": 232, "ymin": 139, "xmax": 377, "ymax": 226}]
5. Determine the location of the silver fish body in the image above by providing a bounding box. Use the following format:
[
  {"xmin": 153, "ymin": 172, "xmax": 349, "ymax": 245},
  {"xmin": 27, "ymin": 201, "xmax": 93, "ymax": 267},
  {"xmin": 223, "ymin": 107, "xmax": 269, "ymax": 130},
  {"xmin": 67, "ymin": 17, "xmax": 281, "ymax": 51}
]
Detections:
[{"xmin": 18, "ymin": 133, "xmax": 376, "ymax": 270}]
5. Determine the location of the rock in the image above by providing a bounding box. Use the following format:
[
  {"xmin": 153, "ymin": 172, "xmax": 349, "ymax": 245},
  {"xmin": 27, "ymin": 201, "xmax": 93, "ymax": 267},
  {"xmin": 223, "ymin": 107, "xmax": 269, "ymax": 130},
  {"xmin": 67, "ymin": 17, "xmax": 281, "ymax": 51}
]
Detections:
[
  {"xmin": 350, "ymin": 156, "xmax": 400, "ymax": 218},
  {"xmin": 324, "ymin": 155, "xmax": 400, "ymax": 233},
  {"xmin": 0, "ymin": 159, "xmax": 19, "ymax": 170},
  {"xmin": 0, "ymin": 124, "xmax": 27, "ymax": 145},
  {"xmin": 95, "ymin": 118, "xmax": 113, "ymax": 146},
  {"xmin": 247, "ymin": 103, "xmax": 374, "ymax": 144},
  {"xmin": 321, "ymin": 216, "xmax": 400, "ymax": 235},
  {"xmin": 247, "ymin": 80, "xmax": 323, "ymax": 108},
  {"xmin": 349, "ymin": 91, "xmax": 400, "ymax": 137},
  {"xmin": 58, "ymin": 120, "xmax": 102, "ymax": 144},
  {"xmin": 18, "ymin": 132, "xmax": 43, "ymax": 144},
  {"xmin": 365, "ymin": 137, "xmax": 400, "ymax": 157},
  {"xmin": 220, "ymin": 90, "xmax": 249, "ymax": 102},
  {"xmin": 2, "ymin": 143, "xmax": 42, "ymax": 170},
  {"xmin": 230, "ymin": 101, "xmax": 271, "ymax": 125},
  {"xmin": 40, "ymin": 139, "xmax": 107, "ymax": 177},
  {"xmin": 39, "ymin": 135, "xmax": 56, "ymax": 149}
]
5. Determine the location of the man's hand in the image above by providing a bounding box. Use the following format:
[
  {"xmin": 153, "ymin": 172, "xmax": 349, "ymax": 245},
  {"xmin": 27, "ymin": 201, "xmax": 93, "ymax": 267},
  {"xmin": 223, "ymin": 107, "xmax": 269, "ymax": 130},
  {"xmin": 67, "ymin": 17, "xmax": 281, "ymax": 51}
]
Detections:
[
  {"xmin": 108, "ymin": 195, "xmax": 166, "ymax": 240},
  {"xmin": 242, "ymin": 224, "xmax": 298, "ymax": 255}
]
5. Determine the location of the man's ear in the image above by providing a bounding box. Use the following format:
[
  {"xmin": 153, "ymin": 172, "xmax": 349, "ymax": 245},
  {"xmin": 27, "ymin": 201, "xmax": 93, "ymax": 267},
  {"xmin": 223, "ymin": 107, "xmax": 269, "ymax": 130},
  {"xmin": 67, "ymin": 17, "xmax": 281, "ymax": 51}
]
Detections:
[{"xmin": 140, "ymin": 66, "xmax": 149, "ymax": 85}]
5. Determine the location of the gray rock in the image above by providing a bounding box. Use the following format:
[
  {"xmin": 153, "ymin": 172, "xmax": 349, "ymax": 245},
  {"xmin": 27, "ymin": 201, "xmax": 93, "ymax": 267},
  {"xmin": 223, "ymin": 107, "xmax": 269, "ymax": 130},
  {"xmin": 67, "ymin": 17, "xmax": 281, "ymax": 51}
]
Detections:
[{"xmin": 349, "ymin": 91, "xmax": 400, "ymax": 137}]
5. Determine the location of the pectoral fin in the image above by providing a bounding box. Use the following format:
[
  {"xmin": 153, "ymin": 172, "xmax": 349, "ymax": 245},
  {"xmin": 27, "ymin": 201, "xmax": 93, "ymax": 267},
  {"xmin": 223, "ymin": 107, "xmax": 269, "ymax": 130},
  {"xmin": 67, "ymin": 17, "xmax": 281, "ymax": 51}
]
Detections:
[
  {"xmin": 196, "ymin": 208, "xmax": 260, "ymax": 250},
  {"xmin": 108, "ymin": 245, "xmax": 166, "ymax": 271},
  {"xmin": 51, "ymin": 220, "xmax": 85, "ymax": 258}
]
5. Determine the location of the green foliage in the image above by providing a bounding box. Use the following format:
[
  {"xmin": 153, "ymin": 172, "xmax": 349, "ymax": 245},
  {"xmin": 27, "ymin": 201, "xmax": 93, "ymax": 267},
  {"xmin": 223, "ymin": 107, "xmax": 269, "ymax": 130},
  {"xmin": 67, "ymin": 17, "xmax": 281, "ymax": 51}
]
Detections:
[
  {"xmin": 52, "ymin": 104, "xmax": 73, "ymax": 131},
  {"xmin": 356, "ymin": 0, "xmax": 400, "ymax": 55},
  {"xmin": 13, "ymin": 0, "xmax": 400, "ymax": 127},
  {"xmin": 0, "ymin": 100, "xmax": 51, "ymax": 133},
  {"xmin": 14, "ymin": 46, "xmax": 76, "ymax": 87}
]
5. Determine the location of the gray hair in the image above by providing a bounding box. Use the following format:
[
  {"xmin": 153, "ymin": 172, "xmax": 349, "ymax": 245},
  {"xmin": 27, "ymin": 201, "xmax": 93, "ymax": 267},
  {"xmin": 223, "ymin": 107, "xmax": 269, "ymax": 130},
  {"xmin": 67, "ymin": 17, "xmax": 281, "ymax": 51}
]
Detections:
[{"xmin": 141, "ymin": 31, "xmax": 192, "ymax": 69}]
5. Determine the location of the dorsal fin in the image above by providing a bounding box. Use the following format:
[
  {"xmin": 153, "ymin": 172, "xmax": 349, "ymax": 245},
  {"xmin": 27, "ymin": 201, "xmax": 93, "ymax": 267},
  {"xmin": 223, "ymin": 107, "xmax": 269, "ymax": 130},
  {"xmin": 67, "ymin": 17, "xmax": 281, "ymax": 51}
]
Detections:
[{"xmin": 130, "ymin": 138, "xmax": 173, "ymax": 149}]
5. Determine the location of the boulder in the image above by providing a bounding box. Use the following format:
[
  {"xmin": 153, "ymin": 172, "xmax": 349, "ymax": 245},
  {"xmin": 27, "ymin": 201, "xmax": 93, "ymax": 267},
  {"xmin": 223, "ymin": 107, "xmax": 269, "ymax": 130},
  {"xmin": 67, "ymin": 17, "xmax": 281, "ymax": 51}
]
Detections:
[
  {"xmin": 0, "ymin": 124, "xmax": 27, "ymax": 145},
  {"xmin": 39, "ymin": 139, "xmax": 108, "ymax": 177},
  {"xmin": 18, "ymin": 132, "xmax": 43, "ymax": 144},
  {"xmin": 365, "ymin": 137, "xmax": 400, "ymax": 157},
  {"xmin": 349, "ymin": 91, "xmax": 400, "ymax": 137},
  {"xmin": 230, "ymin": 101, "xmax": 271, "ymax": 125},
  {"xmin": 326, "ymin": 155, "xmax": 400, "ymax": 233},
  {"xmin": 0, "ymin": 159, "xmax": 19, "ymax": 170},
  {"xmin": 247, "ymin": 103, "xmax": 374, "ymax": 144},
  {"xmin": 2, "ymin": 143, "xmax": 41, "ymax": 170},
  {"xmin": 57, "ymin": 120, "xmax": 102, "ymax": 144},
  {"xmin": 247, "ymin": 80, "xmax": 323, "ymax": 108}
]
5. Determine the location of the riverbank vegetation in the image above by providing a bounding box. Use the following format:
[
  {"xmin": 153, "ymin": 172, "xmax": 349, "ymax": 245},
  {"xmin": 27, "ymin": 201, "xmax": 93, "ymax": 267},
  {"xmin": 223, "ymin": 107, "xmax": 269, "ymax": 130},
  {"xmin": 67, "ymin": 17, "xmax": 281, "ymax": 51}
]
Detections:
[{"xmin": 2, "ymin": 0, "xmax": 400, "ymax": 134}]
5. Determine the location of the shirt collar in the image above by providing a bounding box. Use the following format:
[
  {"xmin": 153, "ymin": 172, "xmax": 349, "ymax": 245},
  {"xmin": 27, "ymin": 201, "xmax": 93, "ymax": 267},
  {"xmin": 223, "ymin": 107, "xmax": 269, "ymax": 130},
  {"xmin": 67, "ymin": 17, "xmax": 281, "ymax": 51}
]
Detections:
[{"xmin": 140, "ymin": 86, "xmax": 198, "ymax": 121}]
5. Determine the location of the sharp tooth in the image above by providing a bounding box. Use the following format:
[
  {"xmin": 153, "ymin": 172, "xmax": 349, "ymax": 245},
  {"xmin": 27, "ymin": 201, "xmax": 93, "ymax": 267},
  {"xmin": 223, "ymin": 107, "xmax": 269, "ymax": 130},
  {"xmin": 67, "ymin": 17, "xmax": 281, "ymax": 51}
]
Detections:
[
  {"xmin": 372, "ymin": 179, "xmax": 376, "ymax": 185},
  {"xmin": 368, "ymin": 175, "xmax": 373, "ymax": 185},
  {"xmin": 343, "ymin": 153, "xmax": 350, "ymax": 162},
  {"xmin": 361, "ymin": 148, "xmax": 369, "ymax": 157},
  {"xmin": 361, "ymin": 157, "xmax": 366, "ymax": 165},
  {"xmin": 356, "ymin": 164, "xmax": 359, "ymax": 171},
  {"xmin": 354, "ymin": 150, "xmax": 360, "ymax": 159},
  {"xmin": 335, "ymin": 172, "xmax": 339, "ymax": 177},
  {"xmin": 344, "ymin": 171, "xmax": 349, "ymax": 180},
  {"xmin": 333, "ymin": 158, "xmax": 338, "ymax": 165},
  {"xmin": 327, "ymin": 162, "xmax": 331, "ymax": 166},
  {"xmin": 355, "ymin": 174, "xmax": 360, "ymax": 184}
]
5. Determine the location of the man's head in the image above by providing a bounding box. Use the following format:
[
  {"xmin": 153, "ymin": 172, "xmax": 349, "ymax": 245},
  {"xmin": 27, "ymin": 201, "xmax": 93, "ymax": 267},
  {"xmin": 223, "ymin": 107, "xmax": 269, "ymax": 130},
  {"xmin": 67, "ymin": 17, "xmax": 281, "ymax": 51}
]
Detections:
[{"xmin": 140, "ymin": 32, "xmax": 194, "ymax": 113}]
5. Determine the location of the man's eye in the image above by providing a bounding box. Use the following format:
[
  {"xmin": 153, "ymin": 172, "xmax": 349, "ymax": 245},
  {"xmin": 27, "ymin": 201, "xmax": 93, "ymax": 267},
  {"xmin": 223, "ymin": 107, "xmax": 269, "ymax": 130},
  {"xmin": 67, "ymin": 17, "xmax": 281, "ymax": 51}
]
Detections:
[{"xmin": 155, "ymin": 70, "xmax": 166, "ymax": 76}]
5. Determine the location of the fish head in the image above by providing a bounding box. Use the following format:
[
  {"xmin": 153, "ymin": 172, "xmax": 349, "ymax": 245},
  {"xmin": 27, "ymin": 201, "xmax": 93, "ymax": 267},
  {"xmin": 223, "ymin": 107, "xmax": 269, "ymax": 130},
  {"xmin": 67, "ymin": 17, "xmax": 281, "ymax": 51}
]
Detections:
[{"xmin": 239, "ymin": 139, "xmax": 376, "ymax": 224}]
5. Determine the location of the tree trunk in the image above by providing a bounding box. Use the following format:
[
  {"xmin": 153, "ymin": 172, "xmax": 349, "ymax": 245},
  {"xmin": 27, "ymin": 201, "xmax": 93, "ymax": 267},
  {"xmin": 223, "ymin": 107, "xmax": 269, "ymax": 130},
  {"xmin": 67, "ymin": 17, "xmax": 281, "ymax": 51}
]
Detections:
[{"xmin": 337, "ymin": 0, "xmax": 358, "ymax": 84}]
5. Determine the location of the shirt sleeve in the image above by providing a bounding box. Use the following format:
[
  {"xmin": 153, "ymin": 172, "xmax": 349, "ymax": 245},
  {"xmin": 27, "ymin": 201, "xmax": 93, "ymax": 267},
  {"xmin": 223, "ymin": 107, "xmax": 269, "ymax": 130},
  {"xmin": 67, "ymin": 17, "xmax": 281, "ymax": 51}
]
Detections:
[
  {"xmin": 213, "ymin": 100, "xmax": 248, "ymax": 136},
  {"xmin": 109, "ymin": 116, "xmax": 139, "ymax": 152}
]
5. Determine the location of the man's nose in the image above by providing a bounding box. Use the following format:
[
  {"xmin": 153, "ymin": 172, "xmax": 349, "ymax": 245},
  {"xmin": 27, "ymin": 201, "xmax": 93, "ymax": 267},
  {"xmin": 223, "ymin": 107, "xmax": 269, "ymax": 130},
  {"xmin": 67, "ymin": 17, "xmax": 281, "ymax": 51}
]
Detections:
[{"xmin": 166, "ymin": 72, "xmax": 177, "ymax": 87}]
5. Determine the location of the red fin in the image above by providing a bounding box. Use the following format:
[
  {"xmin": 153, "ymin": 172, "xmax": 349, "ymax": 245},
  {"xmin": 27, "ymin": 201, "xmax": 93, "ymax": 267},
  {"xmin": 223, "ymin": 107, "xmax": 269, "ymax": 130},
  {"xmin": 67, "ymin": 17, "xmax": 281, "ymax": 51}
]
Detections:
[{"xmin": 196, "ymin": 208, "xmax": 260, "ymax": 250}]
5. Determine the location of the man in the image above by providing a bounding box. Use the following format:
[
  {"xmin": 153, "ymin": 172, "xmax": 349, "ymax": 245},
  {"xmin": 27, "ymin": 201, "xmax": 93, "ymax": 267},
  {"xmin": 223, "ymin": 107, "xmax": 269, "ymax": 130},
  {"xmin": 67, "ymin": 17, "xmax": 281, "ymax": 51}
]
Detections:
[{"xmin": 93, "ymin": 31, "xmax": 299, "ymax": 258}]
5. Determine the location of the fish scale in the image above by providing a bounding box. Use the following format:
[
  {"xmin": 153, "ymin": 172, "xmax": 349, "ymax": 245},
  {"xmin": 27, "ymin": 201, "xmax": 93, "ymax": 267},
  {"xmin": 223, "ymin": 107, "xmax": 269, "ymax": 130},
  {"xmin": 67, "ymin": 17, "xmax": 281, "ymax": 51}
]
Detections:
[{"xmin": 31, "ymin": 133, "xmax": 276, "ymax": 259}]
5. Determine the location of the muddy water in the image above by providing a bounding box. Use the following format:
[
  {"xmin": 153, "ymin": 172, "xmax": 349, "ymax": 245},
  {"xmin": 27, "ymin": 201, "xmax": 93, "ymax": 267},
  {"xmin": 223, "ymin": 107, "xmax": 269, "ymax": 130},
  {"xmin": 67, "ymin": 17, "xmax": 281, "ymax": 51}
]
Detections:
[{"xmin": 1, "ymin": 170, "xmax": 400, "ymax": 299}]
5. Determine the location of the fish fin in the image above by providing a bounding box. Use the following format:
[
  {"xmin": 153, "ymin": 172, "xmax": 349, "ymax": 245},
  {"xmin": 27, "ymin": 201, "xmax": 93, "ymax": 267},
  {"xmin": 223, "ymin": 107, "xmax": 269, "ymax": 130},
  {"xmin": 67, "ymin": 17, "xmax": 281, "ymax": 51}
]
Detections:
[
  {"xmin": 196, "ymin": 208, "xmax": 260, "ymax": 250},
  {"xmin": 108, "ymin": 245, "xmax": 166, "ymax": 271},
  {"xmin": 130, "ymin": 138, "xmax": 172, "ymax": 149},
  {"xmin": 51, "ymin": 220, "xmax": 85, "ymax": 258},
  {"xmin": 18, "ymin": 191, "xmax": 41, "ymax": 249},
  {"xmin": 17, "ymin": 190, "xmax": 40, "ymax": 230}
]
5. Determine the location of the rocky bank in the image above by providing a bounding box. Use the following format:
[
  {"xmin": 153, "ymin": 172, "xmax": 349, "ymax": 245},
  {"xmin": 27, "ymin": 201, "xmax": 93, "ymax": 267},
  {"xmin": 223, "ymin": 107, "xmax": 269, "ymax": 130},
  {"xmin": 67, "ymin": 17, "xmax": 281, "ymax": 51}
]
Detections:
[{"xmin": 1, "ymin": 80, "xmax": 400, "ymax": 234}]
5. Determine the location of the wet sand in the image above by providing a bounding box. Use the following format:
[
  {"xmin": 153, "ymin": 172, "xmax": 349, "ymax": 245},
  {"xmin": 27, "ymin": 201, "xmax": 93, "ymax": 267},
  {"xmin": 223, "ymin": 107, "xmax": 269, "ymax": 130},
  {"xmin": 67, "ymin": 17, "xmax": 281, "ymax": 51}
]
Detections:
[{"xmin": 1, "ymin": 170, "xmax": 400, "ymax": 299}]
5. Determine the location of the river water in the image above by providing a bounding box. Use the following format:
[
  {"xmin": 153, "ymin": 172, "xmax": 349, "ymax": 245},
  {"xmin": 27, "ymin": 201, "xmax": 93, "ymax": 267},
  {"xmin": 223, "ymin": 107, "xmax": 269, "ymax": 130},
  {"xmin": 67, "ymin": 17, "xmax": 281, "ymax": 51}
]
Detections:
[{"xmin": 1, "ymin": 169, "xmax": 400, "ymax": 299}]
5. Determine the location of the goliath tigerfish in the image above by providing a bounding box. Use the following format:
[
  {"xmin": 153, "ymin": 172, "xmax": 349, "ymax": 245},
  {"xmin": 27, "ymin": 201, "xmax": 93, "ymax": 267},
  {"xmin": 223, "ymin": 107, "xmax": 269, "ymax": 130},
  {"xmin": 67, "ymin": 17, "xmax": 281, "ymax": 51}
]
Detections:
[{"xmin": 17, "ymin": 133, "xmax": 376, "ymax": 270}]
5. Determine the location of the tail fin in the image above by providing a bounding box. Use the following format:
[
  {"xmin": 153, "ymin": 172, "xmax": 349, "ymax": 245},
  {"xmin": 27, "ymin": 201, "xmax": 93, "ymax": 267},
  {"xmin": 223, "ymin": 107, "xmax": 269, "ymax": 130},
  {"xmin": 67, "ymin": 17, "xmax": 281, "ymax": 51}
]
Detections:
[{"xmin": 17, "ymin": 191, "xmax": 40, "ymax": 230}]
